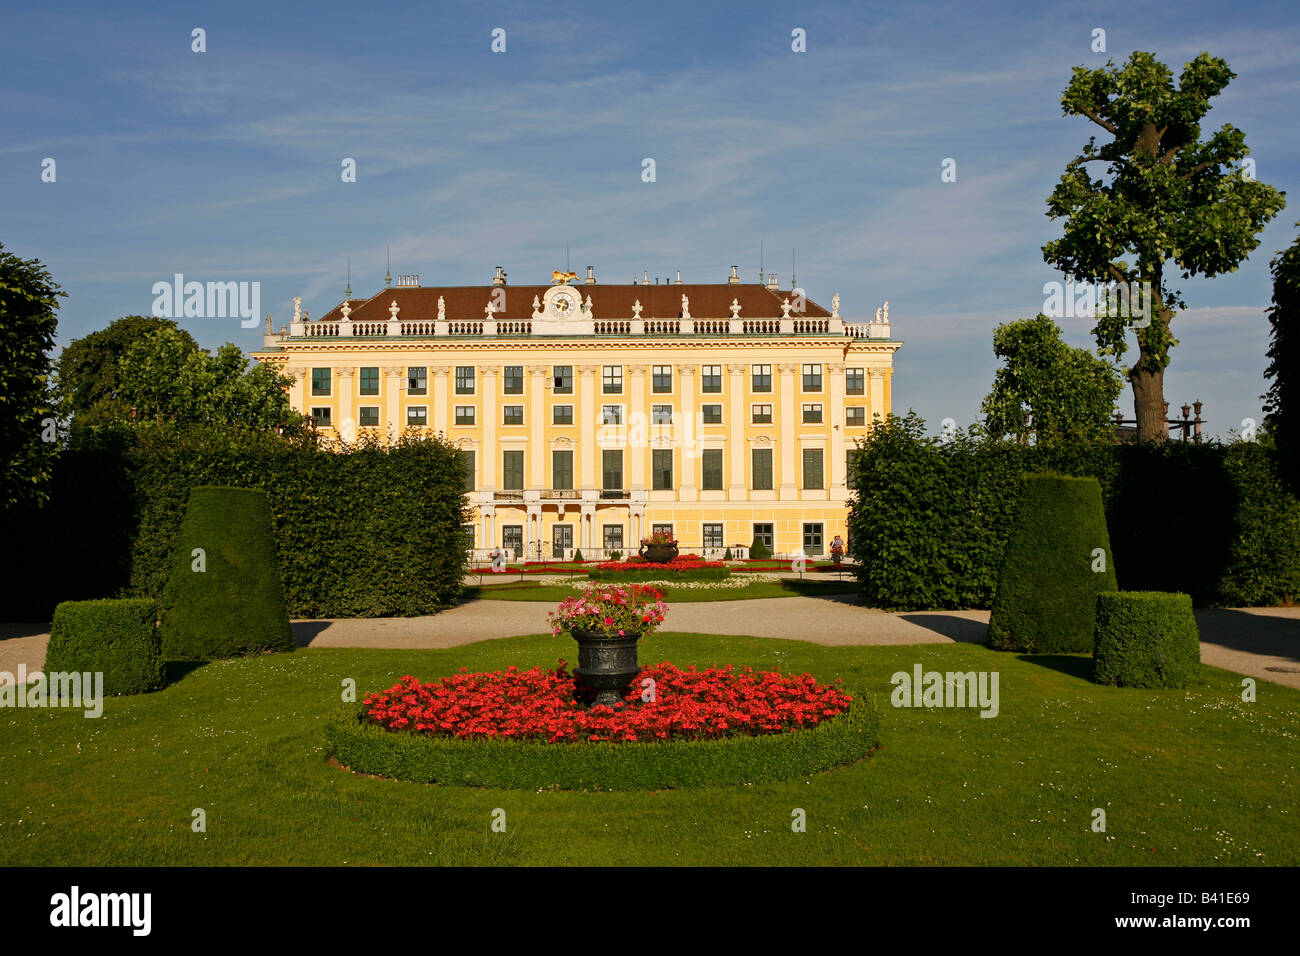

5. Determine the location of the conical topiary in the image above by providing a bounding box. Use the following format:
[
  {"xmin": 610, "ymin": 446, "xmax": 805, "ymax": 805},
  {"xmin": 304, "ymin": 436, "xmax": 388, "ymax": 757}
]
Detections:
[
  {"xmin": 160, "ymin": 486, "xmax": 294, "ymax": 660},
  {"xmin": 987, "ymin": 473, "xmax": 1118, "ymax": 653}
]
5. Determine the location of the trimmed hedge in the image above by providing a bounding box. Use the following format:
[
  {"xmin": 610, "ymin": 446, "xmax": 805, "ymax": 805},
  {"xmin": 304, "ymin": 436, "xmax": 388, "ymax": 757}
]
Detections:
[
  {"xmin": 160, "ymin": 486, "xmax": 294, "ymax": 660},
  {"xmin": 43, "ymin": 598, "xmax": 163, "ymax": 695},
  {"xmin": 586, "ymin": 566, "xmax": 731, "ymax": 583},
  {"xmin": 749, "ymin": 537, "xmax": 772, "ymax": 560},
  {"xmin": 1093, "ymin": 591, "xmax": 1201, "ymax": 688},
  {"xmin": 0, "ymin": 424, "xmax": 472, "ymax": 619},
  {"xmin": 324, "ymin": 689, "xmax": 880, "ymax": 791},
  {"xmin": 987, "ymin": 474, "xmax": 1118, "ymax": 653},
  {"xmin": 848, "ymin": 413, "xmax": 1300, "ymax": 609}
]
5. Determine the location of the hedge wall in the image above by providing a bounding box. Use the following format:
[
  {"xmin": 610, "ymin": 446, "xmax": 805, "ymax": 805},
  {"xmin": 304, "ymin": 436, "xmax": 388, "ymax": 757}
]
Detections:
[
  {"xmin": 0, "ymin": 425, "xmax": 472, "ymax": 619},
  {"xmin": 848, "ymin": 413, "xmax": 1300, "ymax": 610}
]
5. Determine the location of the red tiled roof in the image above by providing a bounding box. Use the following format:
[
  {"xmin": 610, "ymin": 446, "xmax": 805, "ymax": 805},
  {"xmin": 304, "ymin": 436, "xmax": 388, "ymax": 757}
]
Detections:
[{"xmin": 329, "ymin": 284, "xmax": 829, "ymax": 323}]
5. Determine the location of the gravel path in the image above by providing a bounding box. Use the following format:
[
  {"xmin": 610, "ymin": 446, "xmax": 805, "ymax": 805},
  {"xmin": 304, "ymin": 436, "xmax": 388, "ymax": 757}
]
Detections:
[{"xmin": 2, "ymin": 598, "xmax": 1297, "ymax": 689}]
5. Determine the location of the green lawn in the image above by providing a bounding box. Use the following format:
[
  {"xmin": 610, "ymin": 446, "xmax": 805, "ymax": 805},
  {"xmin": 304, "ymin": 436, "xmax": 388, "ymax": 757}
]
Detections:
[
  {"xmin": 2, "ymin": 634, "xmax": 1296, "ymax": 866},
  {"xmin": 463, "ymin": 578, "xmax": 857, "ymax": 603}
]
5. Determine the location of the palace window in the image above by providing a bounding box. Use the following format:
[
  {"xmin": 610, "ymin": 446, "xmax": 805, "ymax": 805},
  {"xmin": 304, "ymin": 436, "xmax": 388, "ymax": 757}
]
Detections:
[
  {"xmin": 602, "ymin": 405, "xmax": 623, "ymax": 425},
  {"xmin": 652, "ymin": 365, "xmax": 673, "ymax": 393},
  {"xmin": 502, "ymin": 525, "xmax": 523, "ymax": 556},
  {"xmin": 846, "ymin": 406, "xmax": 866, "ymax": 427},
  {"xmin": 701, "ymin": 449, "xmax": 723, "ymax": 490},
  {"xmin": 503, "ymin": 366, "xmax": 523, "ymax": 395},
  {"xmin": 603, "ymin": 365, "xmax": 623, "ymax": 394},
  {"xmin": 802, "ymin": 403, "xmax": 823, "ymax": 424},
  {"xmin": 846, "ymin": 368, "xmax": 865, "ymax": 395},
  {"xmin": 701, "ymin": 404, "xmax": 722, "ymax": 424},
  {"xmin": 847, "ymin": 449, "xmax": 862, "ymax": 491},
  {"xmin": 552, "ymin": 450, "xmax": 573, "ymax": 490},
  {"xmin": 553, "ymin": 365, "xmax": 573, "ymax": 394},
  {"xmin": 553, "ymin": 405, "xmax": 573, "ymax": 425},
  {"xmin": 360, "ymin": 367, "xmax": 379, "ymax": 396},
  {"xmin": 454, "ymin": 405, "xmax": 475, "ymax": 426},
  {"xmin": 652, "ymin": 449, "xmax": 673, "ymax": 490},
  {"xmin": 603, "ymin": 525, "xmax": 624, "ymax": 551},
  {"xmin": 311, "ymin": 367, "xmax": 331, "ymax": 396},
  {"xmin": 752, "ymin": 404, "xmax": 773, "ymax": 424},
  {"xmin": 703, "ymin": 523, "xmax": 724, "ymax": 549},
  {"xmin": 751, "ymin": 364, "xmax": 772, "ymax": 393},
  {"xmin": 455, "ymin": 366, "xmax": 475, "ymax": 394},
  {"xmin": 802, "ymin": 364, "xmax": 822, "ymax": 392},
  {"xmin": 503, "ymin": 405, "xmax": 524, "ymax": 425},
  {"xmin": 803, "ymin": 523, "xmax": 824, "ymax": 554},
  {"xmin": 652, "ymin": 523, "xmax": 673, "ymax": 536},
  {"xmin": 502, "ymin": 450, "xmax": 524, "ymax": 490},
  {"xmin": 701, "ymin": 365, "xmax": 722, "ymax": 393},
  {"xmin": 752, "ymin": 448, "xmax": 773, "ymax": 491},
  {"xmin": 802, "ymin": 448, "xmax": 824, "ymax": 489},
  {"xmin": 651, "ymin": 405, "xmax": 673, "ymax": 425},
  {"xmin": 460, "ymin": 450, "xmax": 475, "ymax": 492},
  {"xmin": 602, "ymin": 450, "xmax": 623, "ymax": 490},
  {"xmin": 407, "ymin": 367, "xmax": 427, "ymax": 396},
  {"xmin": 358, "ymin": 406, "xmax": 379, "ymax": 426},
  {"xmin": 310, "ymin": 406, "xmax": 331, "ymax": 427},
  {"xmin": 407, "ymin": 406, "xmax": 428, "ymax": 426},
  {"xmin": 753, "ymin": 522, "xmax": 774, "ymax": 551}
]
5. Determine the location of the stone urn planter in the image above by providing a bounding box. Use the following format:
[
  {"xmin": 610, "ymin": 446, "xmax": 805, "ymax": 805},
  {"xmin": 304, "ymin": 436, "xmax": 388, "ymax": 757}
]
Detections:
[
  {"xmin": 571, "ymin": 628, "xmax": 643, "ymax": 708},
  {"xmin": 638, "ymin": 542, "xmax": 679, "ymax": 563}
]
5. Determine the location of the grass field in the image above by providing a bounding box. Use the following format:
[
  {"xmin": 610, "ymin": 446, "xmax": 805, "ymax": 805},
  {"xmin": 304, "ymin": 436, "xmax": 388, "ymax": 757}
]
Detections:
[
  {"xmin": 463, "ymin": 578, "xmax": 857, "ymax": 603},
  {"xmin": 2, "ymin": 633, "xmax": 1296, "ymax": 866}
]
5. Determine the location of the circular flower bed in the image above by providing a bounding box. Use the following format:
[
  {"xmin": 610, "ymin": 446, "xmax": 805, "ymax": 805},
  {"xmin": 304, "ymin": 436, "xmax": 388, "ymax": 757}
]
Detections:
[{"xmin": 326, "ymin": 662, "xmax": 879, "ymax": 790}]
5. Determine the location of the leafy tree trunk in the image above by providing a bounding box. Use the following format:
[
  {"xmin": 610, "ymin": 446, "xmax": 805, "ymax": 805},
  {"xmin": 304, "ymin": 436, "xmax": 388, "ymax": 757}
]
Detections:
[{"xmin": 1130, "ymin": 361, "xmax": 1166, "ymax": 442}]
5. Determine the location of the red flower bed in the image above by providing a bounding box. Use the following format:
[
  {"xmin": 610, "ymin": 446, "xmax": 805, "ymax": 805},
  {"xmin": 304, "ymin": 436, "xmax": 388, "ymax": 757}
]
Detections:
[
  {"xmin": 362, "ymin": 661, "xmax": 852, "ymax": 744},
  {"xmin": 595, "ymin": 554, "xmax": 725, "ymax": 572}
]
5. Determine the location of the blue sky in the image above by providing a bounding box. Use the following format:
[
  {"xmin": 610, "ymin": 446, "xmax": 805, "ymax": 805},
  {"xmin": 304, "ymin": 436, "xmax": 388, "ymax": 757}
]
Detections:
[{"xmin": 3, "ymin": 0, "xmax": 1297, "ymax": 438}]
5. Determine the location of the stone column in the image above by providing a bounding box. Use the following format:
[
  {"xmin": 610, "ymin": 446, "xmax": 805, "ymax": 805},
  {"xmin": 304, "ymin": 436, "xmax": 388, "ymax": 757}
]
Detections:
[
  {"xmin": 482, "ymin": 367, "xmax": 498, "ymax": 488},
  {"xmin": 676, "ymin": 364, "xmax": 697, "ymax": 498},
  {"xmin": 432, "ymin": 367, "xmax": 450, "ymax": 434},
  {"xmin": 726, "ymin": 363, "xmax": 747, "ymax": 498},
  {"xmin": 628, "ymin": 365, "xmax": 648, "ymax": 490},
  {"xmin": 581, "ymin": 505, "xmax": 595, "ymax": 550},
  {"xmin": 828, "ymin": 362, "xmax": 846, "ymax": 494},
  {"xmin": 335, "ymin": 366, "xmax": 355, "ymax": 442},
  {"xmin": 869, "ymin": 369, "xmax": 886, "ymax": 426},
  {"xmin": 528, "ymin": 365, "xmax": 548, "ymax": 488},
  {"xmin": 384, "ymin": 366, "xmax": 403, "ymax": 437},
  {"xmin": 778, "ymin": 363, "xmax": 798, "ymax": 499},
  {"xmin": 579, "ymin": 365, "xmax": 598, "ymax": 488}
]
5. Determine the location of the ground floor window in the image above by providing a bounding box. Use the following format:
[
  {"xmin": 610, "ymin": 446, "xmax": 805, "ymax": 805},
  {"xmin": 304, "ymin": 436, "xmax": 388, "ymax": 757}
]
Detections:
[
  {"xmin": 753, "ymin": 523, "xmax": 774, "ymax": 551},
  {"xmin": 702, "ymin": 523, "xmax": 723, "ymax": 549},
  {"xmin": 407, "ymin": 405, "xmax": 427, "ymax": 426},
  {"xmin": 552, "ymin": 524, "xmax": 573, "ymax": 557},
  {"xmin": 310, "ymin": 406, "xmax": 331, "ymax": 427},
  {"xmin": 502, "ymin": 525, "xmax": 523, "ymax": 556},
  {"xmin": 358, "ymin": 406, "xmax": 379, "ymax": 427},
  {"xmin": 651, "ymin": 523, "xmax": 673, "ymax": 538},
  {"xmin": 603, "ymin": 525, "xmax": 624, "ymax": 551},
  {"xmin": 803, "ymin": 523, "xmax": 823, "ymax": 554}
]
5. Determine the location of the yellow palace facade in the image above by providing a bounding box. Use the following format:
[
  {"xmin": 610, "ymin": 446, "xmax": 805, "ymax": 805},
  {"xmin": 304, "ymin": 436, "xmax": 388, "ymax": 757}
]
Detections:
[{"xmin": 252, "ymin": 266, "xmax": 900, "ymax": 560}]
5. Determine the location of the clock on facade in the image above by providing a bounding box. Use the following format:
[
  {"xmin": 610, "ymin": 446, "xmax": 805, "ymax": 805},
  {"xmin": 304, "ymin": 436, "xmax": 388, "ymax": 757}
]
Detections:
[{"xmin": 551, "ymin": 291, "xmax": 576, "ymax": 317}]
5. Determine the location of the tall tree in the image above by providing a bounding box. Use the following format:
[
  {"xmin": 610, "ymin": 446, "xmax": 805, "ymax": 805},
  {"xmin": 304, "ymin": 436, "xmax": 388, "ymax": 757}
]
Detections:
[
  {"xmin": 982, "ymin": 314, "xmax": 1123, "ymax": 445},
  {"xmin": 1044, "ymin": 51, "xmax": 1285, "ymax": 441},
  {"xmin": 0, "ymin": 242, "xmax": 63, "ymax": 509},
  {"xmin": 115, "ymin": 327, "xmax": 301, "ymax": 431},
  {"xmin": 1263, "ymin": 226, "xmax": 1300, "ymax": 491},
  {"xmin": 55, "ymin": 315, "xmax": 198, "ymax": 427}
]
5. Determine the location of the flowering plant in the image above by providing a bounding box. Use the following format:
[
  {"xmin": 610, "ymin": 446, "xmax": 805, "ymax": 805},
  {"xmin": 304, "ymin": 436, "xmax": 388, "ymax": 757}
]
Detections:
[
  {"xmin": 547, "ymin": 583, "xmax": 668, "ymax": 638},
  {"xmin": 640, "ymin": 529, "xmax": 676, "ymax": 546},
  {"xmin": 362, "ymin": 660, "xmax": 853, "ymax": 743},
  {"xmin": 594, "ymin": 554, "xmax": 725, "ymax": 573}
]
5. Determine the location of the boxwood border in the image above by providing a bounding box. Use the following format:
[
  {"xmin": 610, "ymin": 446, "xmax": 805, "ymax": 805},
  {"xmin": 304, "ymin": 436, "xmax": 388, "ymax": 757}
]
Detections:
[{"xmin": 324, "ymin": 687, "xmax": 879, "ymax": 791}]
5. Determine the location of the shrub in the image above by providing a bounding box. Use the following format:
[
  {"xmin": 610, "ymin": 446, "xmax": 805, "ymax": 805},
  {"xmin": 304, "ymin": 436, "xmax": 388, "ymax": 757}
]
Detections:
[
  {"xmin": 609, "ymin": 550, "xmax": 622, "ymax": 561},
  {"xmin": 159, "ymin": 486, "xmax": 294, "ymax": 659},
  {"xmin": 572, "ymin": 549, "xmax": 583, "ymax": 562},
  {"xmin": 325, "ymin": 686, "xmax": 879, "ymax": 791},
  {"xmin": 723, "ymin": 548, "xmax": 734, "ymax": 561},
  {"xmin": 1093, "ymin": 591, "xmax": 1201, "ymax": 688},
  {"xmin": 43, "ymin": 598, "xmax": 163, "ymax": 695},
  {"xmin": 749, "ymin": 536, "xmax": 771, "ymax": 560},
  {"xmin": 987, "ymin": 474, "xmax": 1117, "ymax": 653}
]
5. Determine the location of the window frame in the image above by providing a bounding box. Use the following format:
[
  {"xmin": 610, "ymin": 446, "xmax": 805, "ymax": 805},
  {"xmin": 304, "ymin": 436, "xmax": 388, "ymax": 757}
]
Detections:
[
  {"xmin": 652, "ymin": 365, "xmax": 673, "ymax": 394},
  {"xmin": 503, "ymin": 365, "xmax": 524, "ymax": 395},
  {"xmin": 802, "ymin": 363, "xmax": 823, "ymax": 392},
  {"xmin": 454, "ymin": 405, "xmax": 476, "ymax": 426},
  {"xmin": 802, "ymin": 447, "xmax": 824, "ymax": 489},
  {"xmin": 701, "ymin": 365, "xmax": 722, "ymax": 393},
  {"xmin": 751, "ymin": 364, "xmax": 772, "ymax": 393},
  {"xmin": 752, "ymin": 403, "xmax": 773, "ymax": 424},
  {"xmin": 359, "ymin": 366, "xmax": 380, "ymax": 396},
  {"xmin": 701, "ymin": 448, "xmax": 723, "ymax": 490},
  {"xmin": 552, "ymin": 404, "xmax": 574, "ymax": 425},
  {"xmin": 455, "ymin": 366, "xmax": 476, "ymax": 395},
  {"xmin": 651, "ymin": 448, "xmax": 674, "ymax": 491},
  {"xmin": 311, "ymin": 367, "xmax": 332, "ymax": 396},
  {"xmin": 751, "ymin": 447, "xmax": 774, "ymax": 491},
  {"xmin": 602, "ymin": 365, "xmax": 623, "ymax": 394}
]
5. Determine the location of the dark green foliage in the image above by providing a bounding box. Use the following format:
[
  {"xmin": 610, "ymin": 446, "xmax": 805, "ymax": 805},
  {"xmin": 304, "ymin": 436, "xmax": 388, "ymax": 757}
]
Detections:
[
  {"xmin": 587, "ymin": 566, "xmax": 730, "ymax": 583},
  {"xmin": 0, "ymin": 242, "xmax": 63, "ymax": 510},
  {"xmin": 1263, "ymin": 228, "xmax": 1300, "ymax": 495},
  {"xmin": 849, "ymin": 413, "xmax": 1300, "ymax": 609},
  {"xmin": 609, "ymin": 550, "xmax": 622, "ymax": 561},
  {"xmin": 0, "ymin": 424, "xmax": 472, "ymax": 620},
  {"xmin": 748, "ymin": 537, "xmax": 771, "ymax": 560},
  {"xmin": 43, "ymin": 598, "xmax": 163, "ymax": 695},
  {"xmin": 160, "ymin": 486, "xmax": 294, "ymax": 659},
  {"xmin": 724, "ymin": 548, "xmax": 734, "ymax": 561},
  {"xmin": 572, "ymin": 549, "xmax": 583, "ymax": 562},
  {"xmin": 324, "ymin": 690, "xmax": 879, "ymax": 791},
  {"xmin": 1093, "ymin": 592, "xmax": 1201, "ymax": 688},
  {"xmin": 987, "ymin": 475, "xmax": 1117, "ymax": 653}
]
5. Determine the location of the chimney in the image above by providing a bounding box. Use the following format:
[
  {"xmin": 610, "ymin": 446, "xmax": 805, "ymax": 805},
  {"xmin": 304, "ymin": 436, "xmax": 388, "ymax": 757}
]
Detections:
[
  {"xmin": 674, "ymin": 270, "xmax": 682, "ymax": 285},
  {"xmin": 585, "ymin": 265, "xmax": 595, "ymax": 285},
  {"xmin": 654, "ymin": 277, "xmax": 659, "ymax": 284},
  {"xmin": 643, "ymin": 270, "xmax": 649, "ymax": 285},
  {"xmin": 492, "ymin": 265, "xmax": 507, "ymax": 286},
  {"xmin": 765, "ymin": 273, "xmax": 779, "ymax": 290},
  {"xmin": 728, "ymin": 265, "xmax": 740, "ymax": 285}
]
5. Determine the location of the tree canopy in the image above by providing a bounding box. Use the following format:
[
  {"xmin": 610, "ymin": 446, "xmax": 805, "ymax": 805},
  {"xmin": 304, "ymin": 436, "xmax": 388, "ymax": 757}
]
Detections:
[
  {"xmin": 982, "ymin": 314, "xmax": 1123, "ymax": 446},
  {"xmin": 1263, "ymin": 225, "xmax": 1300, "ymax": 492},
  {"xmin": 1043, "ymin": 51, "xmax": 1285, "ymax": 441}
]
